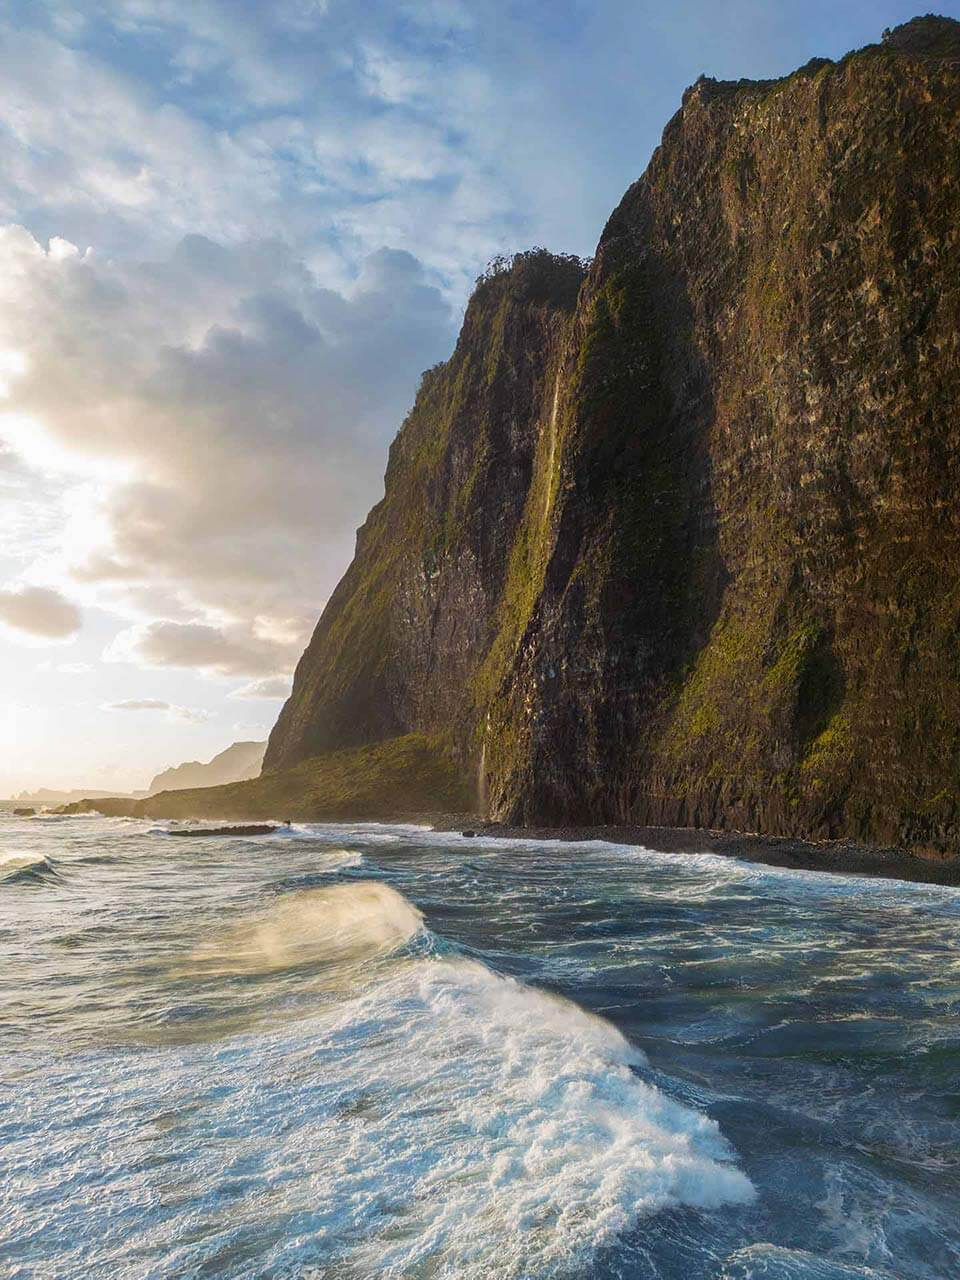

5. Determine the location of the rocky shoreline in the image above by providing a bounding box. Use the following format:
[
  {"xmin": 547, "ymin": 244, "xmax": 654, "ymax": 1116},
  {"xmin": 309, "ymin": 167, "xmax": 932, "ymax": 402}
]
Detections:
[
  {"xmin": 455, "ymin": 822, "xmax": 960, "ymax": 887},
  {"xmin": 26, "ymin": 797, "xmax": 959, "ymax": 884}
]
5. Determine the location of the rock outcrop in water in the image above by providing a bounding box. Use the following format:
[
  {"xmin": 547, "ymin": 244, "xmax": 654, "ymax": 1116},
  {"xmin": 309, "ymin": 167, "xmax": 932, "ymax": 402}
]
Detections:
[{"xmin": 265, "ymin": 18, "xmax": 959, "ymax": 853}]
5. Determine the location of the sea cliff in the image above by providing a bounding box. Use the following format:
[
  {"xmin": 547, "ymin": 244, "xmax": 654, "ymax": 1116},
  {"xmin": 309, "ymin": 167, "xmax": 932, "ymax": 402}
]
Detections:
[
  {"xmin": 264, "ymin": 17, "xmax": 960, "ymax": 854},
  {"xmin": 69, "ymin": 18, "xmax": 960, "ymax": 858}
]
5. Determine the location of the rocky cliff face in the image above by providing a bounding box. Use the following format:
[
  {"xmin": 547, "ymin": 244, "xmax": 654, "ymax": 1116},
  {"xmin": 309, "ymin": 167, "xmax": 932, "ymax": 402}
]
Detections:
[
  {"xmin": 267, "ymin": 16, "xmax": 960, "ymax": 853},
  {"xmin": 266, "ymin": 250, "xmax": 585, "ymax": 776}
]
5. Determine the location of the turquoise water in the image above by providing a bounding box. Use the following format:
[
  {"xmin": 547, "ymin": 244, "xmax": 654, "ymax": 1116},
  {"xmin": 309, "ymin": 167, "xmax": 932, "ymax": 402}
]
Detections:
[{"xmin": 1, "ymin": 815, "xmax": 958, "ymax": 1278}]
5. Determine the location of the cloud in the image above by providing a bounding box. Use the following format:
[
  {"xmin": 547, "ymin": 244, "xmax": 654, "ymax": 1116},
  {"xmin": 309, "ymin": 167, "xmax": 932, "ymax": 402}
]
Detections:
[
  {"xmin": 106, "ymin": 698, "xmax": 170, "ymax": 711},
  {"xmin": 104, "ymin": 698, "xmax": 211, "ymax": 723},
  {"xmin": 0, "ymin": 0, "xmax": 628, "ymax": 692},
  {"xmin": 0, "ymin": 584, "xmax": 81, "ymax": 638},
  {"xmin": 229, "ymin": 675, "xmax": 293, "ymax": 699},
  {"xmin": 0, "ymin": 0, "xmax": 901, "ymax": 800},
  {"xmin": 36, "ymin": 660, "xmax": 93, "ymax": 673},
  {"xmin": 106, "ymin": 619, "xmax": 300, "ymax": 678},
  {"xmin": 0, "ymin": 8, "xmax": 514, "ymax": 281},
  {"xmin": 0, "ymin": 227, "xmax": 455, "ymax": 670}
]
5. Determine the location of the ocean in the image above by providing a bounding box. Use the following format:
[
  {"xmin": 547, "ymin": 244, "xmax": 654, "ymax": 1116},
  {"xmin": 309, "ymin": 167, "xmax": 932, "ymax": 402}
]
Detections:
[{"xmin": 2, "ymin": 814, "xmax": 958, "ymax": 1278}]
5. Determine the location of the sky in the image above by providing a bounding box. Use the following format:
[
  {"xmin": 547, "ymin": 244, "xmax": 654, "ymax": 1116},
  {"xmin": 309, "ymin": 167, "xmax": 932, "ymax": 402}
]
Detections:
[{"xmin": 1, "ymin": 0, "xmax": 956, "ymax": 795}]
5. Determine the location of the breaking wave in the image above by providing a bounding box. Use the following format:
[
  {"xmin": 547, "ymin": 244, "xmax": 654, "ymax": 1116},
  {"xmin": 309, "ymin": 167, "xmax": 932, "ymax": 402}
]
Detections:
[
  {"xmin": 168, "ymin": 876, "xmax": 756, "ymax": 1275},
  {"xmin": 325, "ymin": 956, "xmax": 756, "ymax": 1278},
  {"xmin": 27, "ymin": 818, "xmax": 957, "ymax": 1278},
  {"xmin": 0, "ymin": 854, "xmax": 61, "ymax": 885},
  {"xmin": 9, "ymin": 937, "xmax": 754, "ymax": 1279}
]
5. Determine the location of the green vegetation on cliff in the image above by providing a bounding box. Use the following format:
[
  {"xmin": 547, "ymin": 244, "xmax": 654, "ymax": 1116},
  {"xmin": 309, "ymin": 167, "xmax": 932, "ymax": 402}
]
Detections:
[
  {"xmin": 62, "ymin": 735, "xmax": 471, "ymax": 822},
  {"xmin": 265, "ymin": 249, "xmax": 586, "ymax": 774},
  {"xmin": 482, "ymin": 14, "xmax": 960, "ymax": 852}
]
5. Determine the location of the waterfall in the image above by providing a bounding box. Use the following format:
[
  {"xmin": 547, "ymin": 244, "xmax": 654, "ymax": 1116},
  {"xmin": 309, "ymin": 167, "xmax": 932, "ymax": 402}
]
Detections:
[
  {"xmin": 477, "ymin": 739, "xmax": 488, "ymax": 816},
  {"xmin": 542, "ymin": 369, "xmax": 560, "ymax": 528}
]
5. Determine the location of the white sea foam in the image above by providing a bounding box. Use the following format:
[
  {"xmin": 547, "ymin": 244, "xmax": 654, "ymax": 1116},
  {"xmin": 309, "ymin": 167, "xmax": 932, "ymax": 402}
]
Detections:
[
  {"xmin": 4, "ymin": 888, "xmax": 754, "ymax": 1278},
  {"xmin": 9, "ymin": 818, "xmax": 957, "ymax": 1279},
  {"xmin": 720, "ymin": 1244, "xmax": 893, "ymax": 1278},
  {"xmin": 333, "ymin": 956, "xmax": 756, "ymax": 1278},
  {"xmin": 325, "ymin": 821, "xmax": 960, "ymax": 910},
  {"xmin": 318, "ymin": 847, "xmax": 364, "ymax": 869}
]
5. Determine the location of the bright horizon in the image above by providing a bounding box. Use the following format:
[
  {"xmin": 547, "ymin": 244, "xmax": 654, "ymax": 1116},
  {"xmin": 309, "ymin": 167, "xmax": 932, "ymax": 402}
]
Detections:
[{"xmin": 2, "ymin": 0, "xmax": 956, "ymax": 794}]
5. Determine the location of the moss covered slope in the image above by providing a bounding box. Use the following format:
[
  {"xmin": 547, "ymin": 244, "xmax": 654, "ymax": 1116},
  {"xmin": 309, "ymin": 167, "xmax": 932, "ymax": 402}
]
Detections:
[{"xmin": 62, "ymin": 735, "xmax": 471, "ymax": 822}]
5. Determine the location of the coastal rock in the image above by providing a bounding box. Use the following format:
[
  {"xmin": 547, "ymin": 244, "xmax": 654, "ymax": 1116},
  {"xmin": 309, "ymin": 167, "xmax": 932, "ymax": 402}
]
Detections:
[
  {"xmin": 57, "ymin": 733, "xmax": 471, "ymax": 823},
  {"xmin": 265, "ymin": 18, "xmax": 960, "ymax": 854}
]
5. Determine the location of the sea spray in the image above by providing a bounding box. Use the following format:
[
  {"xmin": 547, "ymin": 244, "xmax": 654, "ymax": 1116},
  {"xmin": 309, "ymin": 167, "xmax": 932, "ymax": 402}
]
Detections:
[{"xmin": 179, "ymin": 879, "xmax": 423, "ymax": 977}]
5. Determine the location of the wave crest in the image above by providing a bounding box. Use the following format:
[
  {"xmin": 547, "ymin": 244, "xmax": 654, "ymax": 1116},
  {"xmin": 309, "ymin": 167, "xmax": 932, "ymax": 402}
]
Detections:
[
  {"xmin": 0, "ymin": 855, "xmax": 61, "ymax": 885},
  {"xmin": 317, "ymin": 956, "xmax": 755, "ymax": 1277},
  {"xmin": 721, "ymin": 1244, "xmax": 892, "ymax": 1279}
]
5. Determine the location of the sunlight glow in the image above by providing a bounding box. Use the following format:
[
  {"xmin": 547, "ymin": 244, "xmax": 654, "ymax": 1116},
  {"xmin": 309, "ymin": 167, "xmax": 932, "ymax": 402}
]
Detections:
[
  {"xmin": 0, "ymin": 412, "xmax": 133, "ymax": 481},
  {"xmin": 0, "ymin": 412, "xmax": 76, "ymax": 473},
  {"xmin": 0, "ymin": 348, "xmax": 27, "ymax": 397}
]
